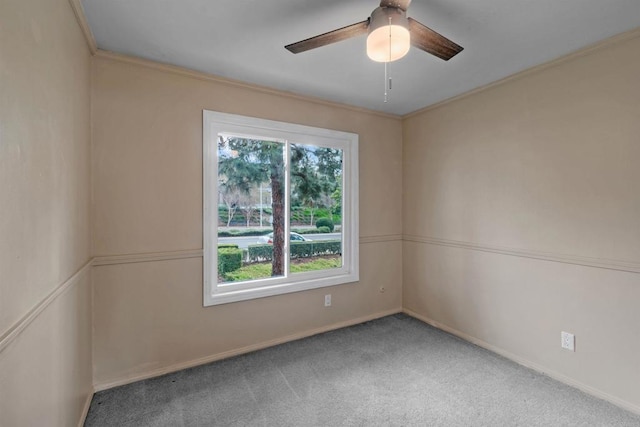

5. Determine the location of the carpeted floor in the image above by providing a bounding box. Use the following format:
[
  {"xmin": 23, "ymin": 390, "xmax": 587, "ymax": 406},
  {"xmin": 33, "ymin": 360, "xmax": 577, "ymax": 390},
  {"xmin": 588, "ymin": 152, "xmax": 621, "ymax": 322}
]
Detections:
[{"xmin": 85, "ymin": 314, "xmax": 640, "ymax": 426}]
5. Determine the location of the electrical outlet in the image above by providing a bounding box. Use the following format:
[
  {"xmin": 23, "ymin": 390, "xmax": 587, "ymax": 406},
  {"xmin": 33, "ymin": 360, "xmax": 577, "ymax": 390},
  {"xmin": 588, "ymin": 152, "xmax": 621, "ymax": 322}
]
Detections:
[
  {"xmin": 324, "ymin": 294, "xmax": 331, "ymax": 307},
  {"xmin": 561, "ymin": 331, "xmax": 575, "ymax": 351}
]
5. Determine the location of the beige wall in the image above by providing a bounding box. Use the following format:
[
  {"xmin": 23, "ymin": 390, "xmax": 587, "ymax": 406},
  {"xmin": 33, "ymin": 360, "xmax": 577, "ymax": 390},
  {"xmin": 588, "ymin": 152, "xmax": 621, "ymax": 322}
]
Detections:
[
  {"xmin": 4, "ymin": 1, "xmax": 633, "ymax": 420},
  {"xmin": 403, "ymin": 32, "xmax": 640, "ymax": 411},
  {"xmin": 91, "ymin": 54, "xmax": 403, "ymax": 387},
  {"xmin": 0, "ymin": 0, "xmax": 93, "ymax": 425}
]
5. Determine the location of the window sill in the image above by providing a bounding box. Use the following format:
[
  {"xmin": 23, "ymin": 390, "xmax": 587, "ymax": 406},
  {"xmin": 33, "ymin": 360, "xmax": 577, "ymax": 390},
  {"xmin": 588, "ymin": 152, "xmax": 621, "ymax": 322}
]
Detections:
[{"xmin": 204, "ymin": 270, "xmax": 359, "ymax": 306}]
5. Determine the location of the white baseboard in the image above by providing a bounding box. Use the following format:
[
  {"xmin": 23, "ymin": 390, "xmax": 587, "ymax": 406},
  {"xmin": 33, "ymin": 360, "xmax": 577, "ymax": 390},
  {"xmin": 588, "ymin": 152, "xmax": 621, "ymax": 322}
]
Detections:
[
  {"xmin": 402, "ymin": 308, "xmax": 640, "ymax": 416},
  {"xmin": 78, "ymin": 387, "xmax": 94, "ymax": 427},
  {"xmin": 93, "ymin": 307, "xmax": 402, "ymax": 392}
]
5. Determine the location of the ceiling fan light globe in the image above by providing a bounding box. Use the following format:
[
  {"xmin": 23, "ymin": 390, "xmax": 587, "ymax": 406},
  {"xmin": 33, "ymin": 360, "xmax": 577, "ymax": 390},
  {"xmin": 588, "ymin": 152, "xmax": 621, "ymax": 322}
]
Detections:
[
  {"xmin": 367, "ymin": 25, "xmax": 410, "ymax": 62},
  {"xmin": 366, "ymin": 6, "xmax": 410, "ymax": 62}
]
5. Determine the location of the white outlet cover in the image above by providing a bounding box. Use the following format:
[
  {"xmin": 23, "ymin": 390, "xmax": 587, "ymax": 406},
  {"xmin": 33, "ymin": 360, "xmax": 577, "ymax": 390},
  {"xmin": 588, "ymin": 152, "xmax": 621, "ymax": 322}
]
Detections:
[
  {"xmin": 324, "ymin": 294, "xmax": 331, "ymax": 307},
  {"xmin": 561, "ymin": 331, "xmax": 575, "ymax": 351}
]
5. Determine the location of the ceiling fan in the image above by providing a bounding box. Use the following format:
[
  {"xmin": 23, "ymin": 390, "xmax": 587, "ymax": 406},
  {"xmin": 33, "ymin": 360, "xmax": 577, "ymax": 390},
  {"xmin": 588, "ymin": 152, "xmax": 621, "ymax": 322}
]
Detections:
[{"xmin": 285, "ymin": 0, "xmax": 463, "ymax": 62}]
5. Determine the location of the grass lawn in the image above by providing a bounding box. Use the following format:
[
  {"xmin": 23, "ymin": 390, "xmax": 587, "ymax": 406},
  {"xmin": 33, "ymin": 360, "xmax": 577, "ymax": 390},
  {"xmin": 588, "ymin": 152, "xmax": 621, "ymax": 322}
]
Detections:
[{"xmin": 223, "ymin": 256, "xmax": 341, "ymax": 282}]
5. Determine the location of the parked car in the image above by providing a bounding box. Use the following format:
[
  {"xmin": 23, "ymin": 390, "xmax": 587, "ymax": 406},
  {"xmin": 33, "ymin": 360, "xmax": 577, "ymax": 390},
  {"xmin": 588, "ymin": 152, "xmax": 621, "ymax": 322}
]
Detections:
[{"xmin": 258, "ymin": 232, "xmax": 311, "ymax": 244}]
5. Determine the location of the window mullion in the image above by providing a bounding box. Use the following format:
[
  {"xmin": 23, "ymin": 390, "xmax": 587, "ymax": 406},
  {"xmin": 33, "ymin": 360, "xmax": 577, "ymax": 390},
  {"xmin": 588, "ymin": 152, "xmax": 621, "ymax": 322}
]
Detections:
[{"xmin": 284, "ymin": 140, "xmax": 291, "ymax": 277}]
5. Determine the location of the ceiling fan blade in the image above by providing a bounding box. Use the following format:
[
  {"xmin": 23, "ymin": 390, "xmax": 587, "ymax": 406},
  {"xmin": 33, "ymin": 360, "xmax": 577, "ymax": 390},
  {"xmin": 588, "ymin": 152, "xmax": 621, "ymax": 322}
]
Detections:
[
  {"xmin": 285, "ymin": 20, "xmax": 369, "ymax": 54},
  {"xmin": 380, "ymin": 0, "xmax": 412, "ymax": 11},
  {"xmin": 408, "ymin": 18, "xmax": 463, "ymax": 61}
]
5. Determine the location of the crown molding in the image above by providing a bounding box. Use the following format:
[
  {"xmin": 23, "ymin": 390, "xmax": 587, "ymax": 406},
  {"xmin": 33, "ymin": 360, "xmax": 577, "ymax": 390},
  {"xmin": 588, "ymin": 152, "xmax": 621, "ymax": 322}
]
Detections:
[
  {"xmin": 94, "ymin": 50, "xmax": 401, "ymax": 121},
  {"xmin": 403, "ymin": 26, "xmax": 640, "ymax": 119},
  {"xmin": 62, "ymin": 2, "xmax": 639, "ymax": 119},
  {"xmin": 68, "ymin": 0, "xmax": 97, "ymax": 54}
]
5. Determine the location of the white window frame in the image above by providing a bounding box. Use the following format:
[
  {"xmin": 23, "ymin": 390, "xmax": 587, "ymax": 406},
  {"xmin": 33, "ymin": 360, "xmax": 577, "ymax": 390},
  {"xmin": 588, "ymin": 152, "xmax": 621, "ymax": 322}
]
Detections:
[{"xmin": 203, "ymin": 111, "xmax": 359, "ymax": 306}]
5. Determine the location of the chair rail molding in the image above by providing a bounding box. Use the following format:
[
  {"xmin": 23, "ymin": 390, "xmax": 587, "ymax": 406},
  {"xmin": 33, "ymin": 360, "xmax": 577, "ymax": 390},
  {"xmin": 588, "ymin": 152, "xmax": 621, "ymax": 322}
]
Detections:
[
  {"xmin": 403, "ymin": 234, "xmax": 640, "ymax": 274},
  {"xmin": 0, "ymin": 259, "xmax": 93, "ymax": 353}
]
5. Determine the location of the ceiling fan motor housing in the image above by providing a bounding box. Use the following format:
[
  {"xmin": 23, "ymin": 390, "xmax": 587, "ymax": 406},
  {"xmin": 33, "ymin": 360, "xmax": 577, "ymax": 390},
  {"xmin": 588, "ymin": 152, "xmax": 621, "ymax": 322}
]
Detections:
[{"xmin": 367, "ymin": 6, "xmax": 411, "ymax": 62}]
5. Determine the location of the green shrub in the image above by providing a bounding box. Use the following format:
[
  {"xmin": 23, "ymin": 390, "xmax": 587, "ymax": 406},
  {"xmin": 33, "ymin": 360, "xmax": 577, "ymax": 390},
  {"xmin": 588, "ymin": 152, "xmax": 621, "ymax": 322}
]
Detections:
[
  {"xmin": 217, "ymin": 247, "xmax": 242, "ymax": 274},
  {"xmin": 217, "ymin": 243, "xmax": 239, "ymax": 249},
  {"xmin": 217, "ymin": 229, "xmax": 272, "ymax": 237},
  {"xmin": 247, "ymin": 240, "xmax": 341, "ymax": 262},
  {"xmin": 224, "ymin": 256, "xmax": 341, "ymax": 282},
  {"xmin": 315, "ymin": 218, "xmax": 334, "ymax": 232},
  {"xmin": 247, "ymin": 244, "xmax": 273, "ymax": 262},
  {"xmin": 290, "ymin": 208, "xmax": 341, "ymax": 226},
  {"xmin": 316, "ymin": 226, "xmax": 331, "ymax": 233},
  {"xmin": 291, "ymin": 240, "xmax": 341, "ymax": 259},
  {"xmin": 291, "ymin": 228, "xmax": 319, "ymax": 235}
]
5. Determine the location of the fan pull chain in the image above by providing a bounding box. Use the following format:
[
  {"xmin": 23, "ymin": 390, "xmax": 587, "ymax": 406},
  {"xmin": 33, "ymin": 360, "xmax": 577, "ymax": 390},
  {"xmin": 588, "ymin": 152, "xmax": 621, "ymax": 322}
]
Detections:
[
  {"xmin": 384, "ymin": 16, "xmax": 392, "ymax": 103},
  {"xmin": 384, "ymin": 62, "xmax": 388, "ymax": 103}
]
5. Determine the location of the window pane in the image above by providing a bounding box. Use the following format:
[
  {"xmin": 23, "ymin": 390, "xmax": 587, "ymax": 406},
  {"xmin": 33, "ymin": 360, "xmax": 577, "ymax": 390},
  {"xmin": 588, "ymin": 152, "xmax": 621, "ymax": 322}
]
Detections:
[
  {"xmin": 289, "ymin": 143, "xmax": 343, "ymax": 273},
  {"xmin": 217, "ymin": 136, "xmax": 285, "ymax": 283}
]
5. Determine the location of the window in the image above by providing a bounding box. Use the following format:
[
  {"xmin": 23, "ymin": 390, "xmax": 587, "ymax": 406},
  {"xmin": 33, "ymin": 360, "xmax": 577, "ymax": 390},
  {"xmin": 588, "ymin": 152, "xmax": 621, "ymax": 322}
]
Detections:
[{"xmin": 203, "ymin": 111, "xmax": 359, "ymax": 306}]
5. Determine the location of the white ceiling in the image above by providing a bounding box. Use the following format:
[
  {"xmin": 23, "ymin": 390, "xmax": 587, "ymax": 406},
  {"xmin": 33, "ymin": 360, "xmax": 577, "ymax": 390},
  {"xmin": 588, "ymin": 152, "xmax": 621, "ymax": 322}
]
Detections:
[{"xmin": 81, "ymin": 0, "xmax": 640, "ymax": 116}]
